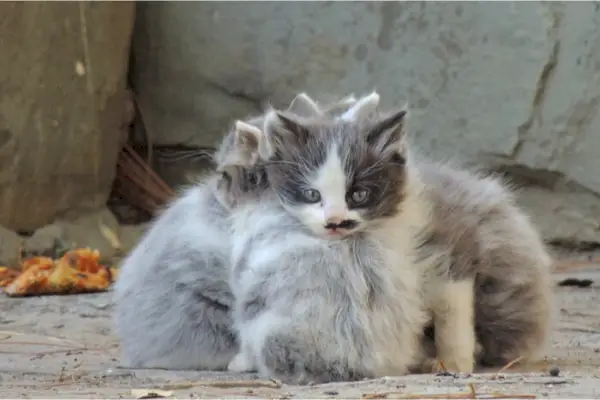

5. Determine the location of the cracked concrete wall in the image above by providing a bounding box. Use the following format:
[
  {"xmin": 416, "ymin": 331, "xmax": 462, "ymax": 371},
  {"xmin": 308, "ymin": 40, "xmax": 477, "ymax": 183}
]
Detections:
[
  {"xmin": 131, "ymin": 2, "xmax": 600, "ymax": 244},
  {"xmin": 0, "ymin": 2, "xmax": 135, "ymax": 232}
]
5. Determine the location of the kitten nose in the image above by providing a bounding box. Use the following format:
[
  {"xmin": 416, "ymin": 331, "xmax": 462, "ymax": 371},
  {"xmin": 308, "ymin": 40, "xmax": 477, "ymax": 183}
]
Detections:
[{"xmin": 325, "ymin": 216, "xmax": 344, "ymax": 225}]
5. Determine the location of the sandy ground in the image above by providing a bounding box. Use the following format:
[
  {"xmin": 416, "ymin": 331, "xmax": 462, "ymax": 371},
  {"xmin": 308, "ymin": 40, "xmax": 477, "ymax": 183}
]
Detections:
[{"xmin": 2, "ymin": 255, "xmax": 600, "ymax": 399}]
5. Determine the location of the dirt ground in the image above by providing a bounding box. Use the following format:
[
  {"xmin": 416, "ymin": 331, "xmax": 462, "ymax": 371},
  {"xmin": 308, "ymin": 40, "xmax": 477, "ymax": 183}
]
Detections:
[{"xmin": 2, "ymin": 251, "xmax": 600, "ymax": 399}]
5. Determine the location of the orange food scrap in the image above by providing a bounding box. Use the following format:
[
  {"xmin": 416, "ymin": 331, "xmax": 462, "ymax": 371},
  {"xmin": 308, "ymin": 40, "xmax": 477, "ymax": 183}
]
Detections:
[
  {"xmin": 0, "ymin": 267, "xmax": 20, "ymax": 287},
  {"xmin": 1, "ymin": 248, "xmax": 119, "ymax": 297},
  {"xmin": 21, "ymin": 256, "xmax": 54, "ymax": 272}
]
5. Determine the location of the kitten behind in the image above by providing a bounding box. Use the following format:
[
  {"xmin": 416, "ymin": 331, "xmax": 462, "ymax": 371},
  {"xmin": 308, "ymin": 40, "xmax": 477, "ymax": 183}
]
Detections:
[
  {"xmin": 113, "ymin": 92, "xmax": 355, "ymax": 370},
  {"xmin": 411, "ymin": 160, "xmax": 554, "ymax": 372}
]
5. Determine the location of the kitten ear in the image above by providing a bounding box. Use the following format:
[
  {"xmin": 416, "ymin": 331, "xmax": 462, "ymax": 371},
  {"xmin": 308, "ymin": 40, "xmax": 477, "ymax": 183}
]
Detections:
[
  {"xmin": 320, "ymin": 93, "xmax": 358, "ymax": 115},
  {"xmin": 233, "ymin": 120, "xmax": 263, "ymax": 165},
  {"xmin": 287, "ymin": 92, "xmax": 323, "ymax": 118},
  {"xmin": 215, "ymin": 120, "xmax": 263, "ymax": 170},
  {"xmin": 261, "ymin": 109, "xmax": 310, "ymax": 158},
  {"xmin": 366, "ymin": 107, "xmax": 409, "ymax": 155},
  {"xmin": 339, "ymin": 91, "xmax": 380, "ymax": 121}
]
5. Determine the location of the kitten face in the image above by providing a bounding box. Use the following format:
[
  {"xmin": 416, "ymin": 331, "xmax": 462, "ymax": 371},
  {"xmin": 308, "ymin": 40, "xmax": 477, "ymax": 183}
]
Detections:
[
  {"xmin": 263, "ymin": 108, "xmax": 408, "ymax": 239},
  {"xmin": 213, "ymin": 93, "xmax": 361, "ymax": 210}
]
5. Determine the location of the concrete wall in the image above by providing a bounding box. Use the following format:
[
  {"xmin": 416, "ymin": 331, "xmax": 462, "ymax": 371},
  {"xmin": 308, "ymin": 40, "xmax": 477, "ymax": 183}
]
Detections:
[
  {"xmin": 132, "ymin": 2, "xmax": 600, "ymax": 244},
  {"xmin": 0, "ymin": 2, "xmax": 135, "ymax": 232}
]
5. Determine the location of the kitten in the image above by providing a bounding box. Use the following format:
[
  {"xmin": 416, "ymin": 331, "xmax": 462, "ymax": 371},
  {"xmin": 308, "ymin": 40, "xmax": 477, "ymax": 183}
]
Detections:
[
  {"xmin": 408, "ymin": 157, "xmax": 553, "ymax": 372},
  {"xmin": 112, "ymin": 92, "xmax": 356, "ymax": 370},
  {"xmin": 224, "ymin": 98, "xmax": 429, "ymax": 384}
]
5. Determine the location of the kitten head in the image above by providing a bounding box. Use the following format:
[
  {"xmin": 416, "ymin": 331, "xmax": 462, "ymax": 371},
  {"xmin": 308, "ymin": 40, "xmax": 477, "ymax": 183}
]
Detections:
[
  {"xmin": 213, "ymin": 120, "xmax": 268, "ymax": 210},
  {"xmin": 262, "ymin": 99, "xmax": 409, "ymax": 239},
  {"xmin": 213, "ymin": 92, "xmax": 362, "ymax": 210}
]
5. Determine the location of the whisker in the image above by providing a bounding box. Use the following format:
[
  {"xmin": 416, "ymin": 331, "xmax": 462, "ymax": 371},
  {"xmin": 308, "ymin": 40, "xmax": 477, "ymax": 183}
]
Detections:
[{"xmin": 263, "ymin": 159, "xmax": 303, "ymax": 168}]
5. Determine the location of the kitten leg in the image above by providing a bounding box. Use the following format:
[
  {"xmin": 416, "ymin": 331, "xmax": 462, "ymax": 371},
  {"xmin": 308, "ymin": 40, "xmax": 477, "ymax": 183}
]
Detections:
[
  {"xmin": 227, "ymin": 349, "xmax": 256, "ymax": 372},
  {"xmin": 431, "ymin": 279, "xmax": 476, "ymax": 373},
  {"xmin": 243, "ymin": 311, "xmax": 365, "ymax": 385},
  {"xmin": 258, "ymin": 331, "xmax": 364, "ymax": 385}
]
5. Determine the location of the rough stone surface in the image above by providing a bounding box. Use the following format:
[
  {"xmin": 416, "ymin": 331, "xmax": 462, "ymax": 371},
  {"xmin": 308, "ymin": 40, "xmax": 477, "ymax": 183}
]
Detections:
[
  {"xmin": 0, "ymin": 225, "xmax": 23, "ymax": 267},
  {"xmin": 132, "ymin": 2, "xmax": 600, "ymax": 244},
  {"xmin": 17, "ymin": 216, "xmax": 147, "ymax": 266},
  {"xmin": 57, "ymin": 207, "xmax": 121, "ymax": 262},
  {"xmin": 0, "ymin": 2, "xmax": 135, "ymax": 232},
  {"xmin": 23, "ymin": 224, "xmax": 66, "ymax": 258}
]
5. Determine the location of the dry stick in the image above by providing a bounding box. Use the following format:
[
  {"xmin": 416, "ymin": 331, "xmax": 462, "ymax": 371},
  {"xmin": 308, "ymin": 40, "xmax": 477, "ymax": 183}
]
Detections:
[
  {"xmin": 39, "ymin": 377, "xmax": 96, "ymax": 389},
  {"xmin": 132, "ymin": 96, "xmax": 154, "ymax": 167},
  {"xmin": 0, "ymin": 348, "xmax": 106, "ymax": 356},
  {"xmin": 114, "ymin": 174, "xmax": 157, "ymax": 213},
  {"xmin": 362, "ymin": 392, "xmax": 536, "ymax": 400},
  {"xmin": 0, "ymin": 332, "xmax": 88, "ymax": 348},
  {"xmin": 117, "ymin": 159, "xmax": 162, "ymax": 204},
  {"xmin": 468, "ymin": 383, "xmax": 477, "ymax": 399},
  {"xmin": 436, "ymin": 360, "xmax": 448, "ymax": 373},
  {"xmin": 496, "ymin": 356, "xmax": 525, "ymax": 374},
  {"xmin": 159, "ymin": 379, "xmax": 282, "ymax": 391},
  {"xmin": 117, "ymin": 153, "xmax": 162, "ymax": 198},
  {"xmin": 117, "ymin": 156, "xmax": 153, "ymax": 206},
  {"xmin": 116, "ymin": 158, "xmax": 167, "ymax": 212},
  {"xmin": 553, "ymin": 257, "xmax": 600, "ymax": 273},
  {"xmin": 0, "ymin": 340, "xmax": 85, "ymax": 348},
  {"xmin": 117, "ymin": 148, "xmax": 174, "ymax": 211},
  {"xmin": 488, "ymin": 355, "xmax": 526, "ymax": 381},
  {"xmin": 123, "ymin": 144, "xmax": 174, "ymax": 197}
]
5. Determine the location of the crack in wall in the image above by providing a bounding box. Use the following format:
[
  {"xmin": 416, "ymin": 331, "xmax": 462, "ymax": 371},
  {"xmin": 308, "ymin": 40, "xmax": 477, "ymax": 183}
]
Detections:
[{"xmin": 511, "ymin": 6, "xmax": 563, "ymax": 160}]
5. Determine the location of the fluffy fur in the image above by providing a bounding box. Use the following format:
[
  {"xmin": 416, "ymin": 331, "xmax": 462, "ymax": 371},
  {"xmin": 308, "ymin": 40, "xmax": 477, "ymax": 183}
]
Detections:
[
  {"xmin": 113, "ymin": 179, "xmax": 239, "ymax": 370},
  {"xmin": 113, "ymin": 93, "xmax": 357, "ymax": 370},
  {"xmin": 408, "ymin": 158, "xmax": 554, "ymax": 372},
  {"xmin": 226, "ymin": 105, "xmax": 429, "ymax": 384}
]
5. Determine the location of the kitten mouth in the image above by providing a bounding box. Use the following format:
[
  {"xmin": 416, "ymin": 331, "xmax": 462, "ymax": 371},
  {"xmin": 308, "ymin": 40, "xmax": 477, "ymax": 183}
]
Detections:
[
  {"xmin": 324, "ymin": 220, "xmax": 358, "ymax": 230},
  {"xmin": 325, "ymin": 228, "xmax": 347, "ymax": 238},
  {"xmin": 323, "ymin": 220, "xmax": 359, "ymax": 238}
]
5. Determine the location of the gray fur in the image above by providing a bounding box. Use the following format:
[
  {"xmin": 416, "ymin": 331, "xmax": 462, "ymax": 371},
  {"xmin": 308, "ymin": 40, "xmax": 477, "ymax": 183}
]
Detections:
[
  {"xmin": 229, "ymin": 193, "xmax": 426, "ymax": 384},
  {"xmin": 113, "ymin": 183, "xmax": 238, "ymax": 369},
  {"xmin": 409, "ymin": 158, "xmax": 554, "ymax": 370},
  {"xmin": 113, "ymin": 93, "xmax": 364, "ymax": 370},
  {"xmin": 227, "ymin": 107, "xmax": 428, "ymax": 384}
]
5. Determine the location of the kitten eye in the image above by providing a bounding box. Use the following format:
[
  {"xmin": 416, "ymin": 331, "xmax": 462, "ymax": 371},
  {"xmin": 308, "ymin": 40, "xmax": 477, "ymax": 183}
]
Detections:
[
  {"xmin": 301, "ymin": 189, "xmax": 321, "ymax": 203},
  {"xmin": 349, "ymin": 188, "xmax": 369, "ymax": 206}
]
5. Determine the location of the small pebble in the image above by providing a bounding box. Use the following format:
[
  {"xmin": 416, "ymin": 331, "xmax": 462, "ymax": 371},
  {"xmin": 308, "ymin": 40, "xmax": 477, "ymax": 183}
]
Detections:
[{"xmin": 549, "ymin": 366, "xmax": 560, "ymax": 377}]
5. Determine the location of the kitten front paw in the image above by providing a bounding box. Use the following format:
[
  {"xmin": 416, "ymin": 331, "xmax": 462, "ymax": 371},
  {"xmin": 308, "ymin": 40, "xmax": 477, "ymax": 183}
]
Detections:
[
  {"xmin": 438, "ymin": 356, "xmax": 474, "ymax": 374},
  {"xmin": 259, "ymin": 333, "xmax": 363, "ymax": 384},
  {"xmin": 227, "ymin": 351, "xmax": 256, "ymax": 372}
]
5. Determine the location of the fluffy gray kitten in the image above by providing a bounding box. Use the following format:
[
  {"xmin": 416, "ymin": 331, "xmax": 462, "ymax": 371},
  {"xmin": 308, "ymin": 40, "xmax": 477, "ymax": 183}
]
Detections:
[
  {"xmin": 409, "ymin": 157, "xmax": 553, "ymax": 373},
  {"xmin": 225, "ymin": 97, "xmax": 429, "ymax": 384},
  {"xmin": 112, "ymin": 93, "xmax": 357, "ymax": 370}
]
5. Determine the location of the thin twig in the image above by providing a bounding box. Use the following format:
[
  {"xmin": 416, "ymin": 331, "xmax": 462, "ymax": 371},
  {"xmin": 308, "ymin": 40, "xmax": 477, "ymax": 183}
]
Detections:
[
  {"xmin": 0, "ymin": 340, "xmax": 88, "ymax": 348},
  {"xmin": 468, "ymin": 383, "xmax": 477, "ymax": 399},
  {"xmin": 132, "ymin": 96, "xmax": 154, "ymax": 167},
  {"xmin": 123, "ymin": 144, "xmax": 174, "ymax": 196},
  {"xmin": 554, "ymin": 258, "xmax": 600, "ymax": 273},
  {"xmin": 361, "ymin": 392, "xmax": 536, "ymax": 399},
  {"xmin": 490, "ymin": 355, "xmax": 526, "ymax": 380},
  {"xmin": 160, "ymin": 379, "xmax": 282, "ymax": 390},
  {"xmin": 437, "ymin": 360, "xmax": 448, "ymax": 373},
  {"xmin": 497, "ymin": 356, "xmax": 525, "ymax": 374},
  {"xmin": 0, "ymin": 332, "xmax": 87, "ymax": 347}
]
